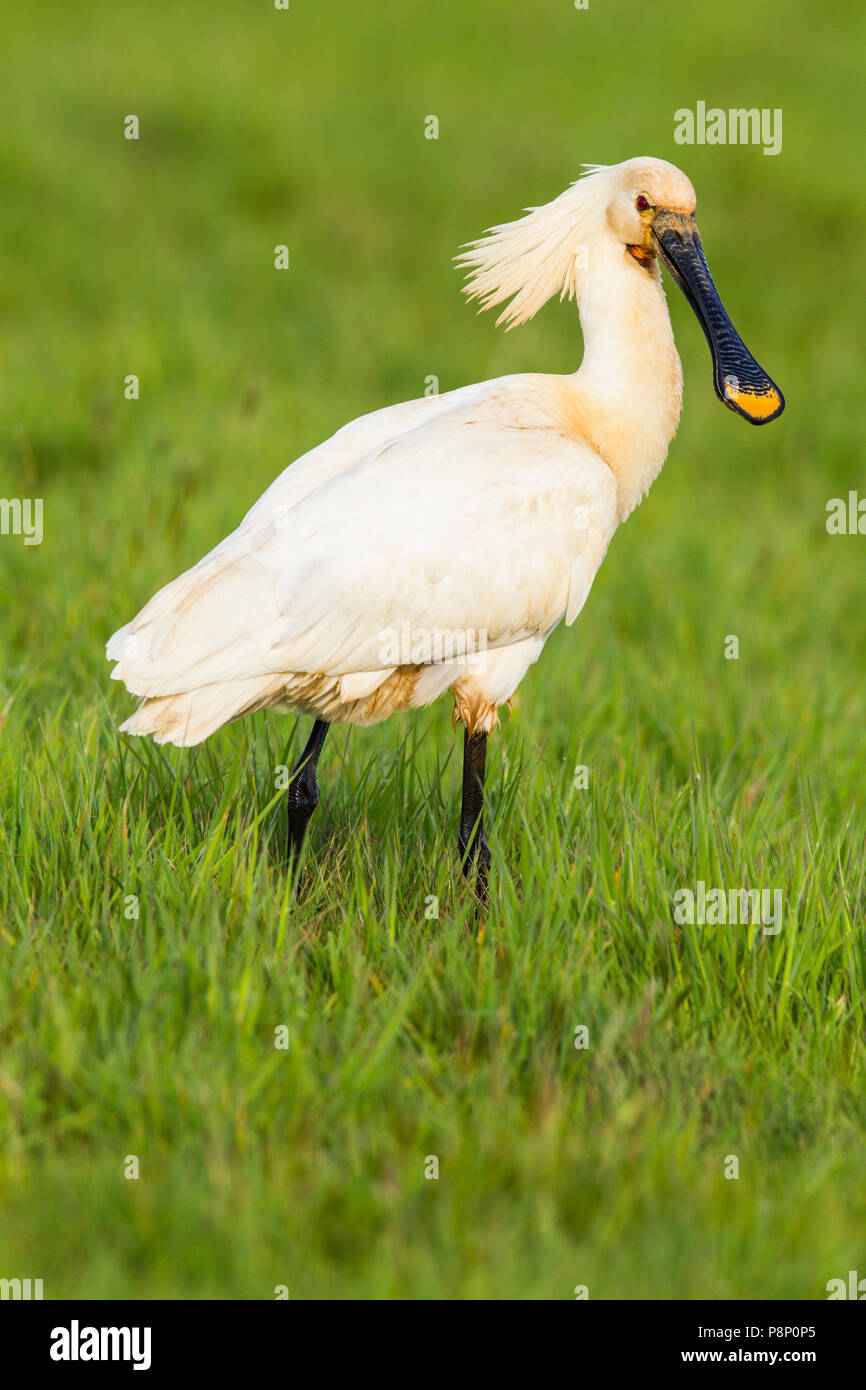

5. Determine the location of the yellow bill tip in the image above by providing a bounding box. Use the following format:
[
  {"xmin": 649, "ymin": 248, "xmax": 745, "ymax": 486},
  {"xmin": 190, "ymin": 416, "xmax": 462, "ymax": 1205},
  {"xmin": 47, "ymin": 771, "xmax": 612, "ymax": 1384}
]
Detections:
[{"xmin": 723, "ymin": 379, "xmax": 784, "ymax": 423}]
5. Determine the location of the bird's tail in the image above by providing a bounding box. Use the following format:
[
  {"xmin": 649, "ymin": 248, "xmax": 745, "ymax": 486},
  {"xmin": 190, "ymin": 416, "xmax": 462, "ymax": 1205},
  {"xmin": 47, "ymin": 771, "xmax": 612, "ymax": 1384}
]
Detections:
[{"xmin": 116, "ymin": 675, "xmax": 286, "ymax": 746}]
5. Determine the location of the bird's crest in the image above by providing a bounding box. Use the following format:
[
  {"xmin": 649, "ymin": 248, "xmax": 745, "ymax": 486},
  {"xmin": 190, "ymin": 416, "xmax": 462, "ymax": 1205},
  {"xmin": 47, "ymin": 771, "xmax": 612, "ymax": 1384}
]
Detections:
[{"xmin": 456, "ymin": 164, "xmax": 609, "ymax": 330}]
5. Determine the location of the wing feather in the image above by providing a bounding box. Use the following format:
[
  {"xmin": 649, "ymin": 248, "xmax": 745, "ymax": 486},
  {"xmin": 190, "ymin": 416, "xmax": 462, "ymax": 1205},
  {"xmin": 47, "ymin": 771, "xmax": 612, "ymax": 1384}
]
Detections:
[{"xmin": 108, "ymin": 395, "xmax": 617, "ymax": 701}]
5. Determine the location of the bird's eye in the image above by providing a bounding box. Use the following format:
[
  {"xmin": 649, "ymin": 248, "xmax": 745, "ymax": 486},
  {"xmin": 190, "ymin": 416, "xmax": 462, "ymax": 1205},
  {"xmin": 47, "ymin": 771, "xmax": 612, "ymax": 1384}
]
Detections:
[{"xmin": 635, "ymin": 194, "xmax": 650, "ymax": 212}]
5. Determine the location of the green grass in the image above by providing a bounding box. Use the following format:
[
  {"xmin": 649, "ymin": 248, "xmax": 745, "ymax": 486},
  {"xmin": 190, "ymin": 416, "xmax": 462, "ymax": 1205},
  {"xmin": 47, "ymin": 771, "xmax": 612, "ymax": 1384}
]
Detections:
[{"xmin": 1, "ymin": 0, "xmax": 865, "ymax": 1298}]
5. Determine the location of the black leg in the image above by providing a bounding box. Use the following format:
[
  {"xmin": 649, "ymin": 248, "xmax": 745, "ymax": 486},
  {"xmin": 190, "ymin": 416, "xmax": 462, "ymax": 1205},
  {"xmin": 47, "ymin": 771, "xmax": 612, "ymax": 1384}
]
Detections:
[
  {"xmin": 458, "ymin": 727, "xmax": 491, "ymax": 901},
  {"xmin": 286, "ymin": 719, "xmax": 329, "ymax": 869}
]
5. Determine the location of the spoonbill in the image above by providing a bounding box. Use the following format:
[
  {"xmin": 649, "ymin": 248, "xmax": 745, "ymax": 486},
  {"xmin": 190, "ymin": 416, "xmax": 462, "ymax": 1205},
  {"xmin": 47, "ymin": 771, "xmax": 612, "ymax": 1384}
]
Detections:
[{"xmin": 107, "ymin": 156, "xmax": 784, "ymax": 894}]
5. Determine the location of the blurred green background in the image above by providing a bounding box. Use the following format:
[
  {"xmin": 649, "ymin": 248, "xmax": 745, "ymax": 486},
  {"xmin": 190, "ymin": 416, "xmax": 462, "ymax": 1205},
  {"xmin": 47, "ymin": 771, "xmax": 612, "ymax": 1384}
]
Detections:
[{"xmin": 0, "ymin": 0, "xmax": 864, "ymax": 1299}]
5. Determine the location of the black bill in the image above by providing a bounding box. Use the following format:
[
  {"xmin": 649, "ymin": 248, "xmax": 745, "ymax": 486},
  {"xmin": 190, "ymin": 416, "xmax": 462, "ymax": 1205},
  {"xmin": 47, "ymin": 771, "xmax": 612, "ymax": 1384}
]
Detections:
[{"xmin": 653, "ymin": 210, "xmax": 785, "ymax": 425}]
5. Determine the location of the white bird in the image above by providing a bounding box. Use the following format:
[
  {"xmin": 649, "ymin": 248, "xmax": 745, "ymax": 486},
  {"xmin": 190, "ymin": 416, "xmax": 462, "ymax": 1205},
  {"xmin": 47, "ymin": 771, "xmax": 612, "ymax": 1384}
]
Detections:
[{"xmin": 107, "ymin": 156, "xmax": 784, "ymax": 891}]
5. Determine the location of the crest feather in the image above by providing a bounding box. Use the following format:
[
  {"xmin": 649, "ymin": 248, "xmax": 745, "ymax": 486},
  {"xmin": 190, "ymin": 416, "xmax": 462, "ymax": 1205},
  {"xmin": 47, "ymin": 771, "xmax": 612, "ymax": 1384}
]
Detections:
[{"xmin": 456, "ymin": 164, "xmax": 609, "ymax": 330}]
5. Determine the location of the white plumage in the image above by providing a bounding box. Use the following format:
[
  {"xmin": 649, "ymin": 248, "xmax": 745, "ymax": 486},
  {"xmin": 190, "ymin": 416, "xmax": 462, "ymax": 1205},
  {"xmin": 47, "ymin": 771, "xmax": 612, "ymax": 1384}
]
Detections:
[{"xmin": 107, "ymin": 156, "xmax": 778, "ymax": 750}]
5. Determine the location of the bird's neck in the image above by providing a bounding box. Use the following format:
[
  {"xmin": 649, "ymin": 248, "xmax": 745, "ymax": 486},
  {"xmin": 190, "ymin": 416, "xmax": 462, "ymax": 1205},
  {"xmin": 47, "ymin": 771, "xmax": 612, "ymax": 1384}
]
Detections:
[{"xmin": 571, "ymin": 250, "xmax": 683, "ymax": 520}]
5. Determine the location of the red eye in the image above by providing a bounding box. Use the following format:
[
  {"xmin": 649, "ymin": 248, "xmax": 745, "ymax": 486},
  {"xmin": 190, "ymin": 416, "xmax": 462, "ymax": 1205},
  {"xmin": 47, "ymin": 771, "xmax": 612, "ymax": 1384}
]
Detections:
[{"xmin": 635, "ymin": 194, "xmax": 650, "ymax": 212}]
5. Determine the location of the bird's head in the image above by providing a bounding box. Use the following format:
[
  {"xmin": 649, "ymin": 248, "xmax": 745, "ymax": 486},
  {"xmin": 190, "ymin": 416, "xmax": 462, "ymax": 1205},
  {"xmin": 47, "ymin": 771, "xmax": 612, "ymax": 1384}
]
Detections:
[
  {"xmin": 607, "ymin": 157, "xmax": 783, "ymax": 424},
  {"xmin": 458, "ymin": 155, "xmax": 784, "ymax": 426}
]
